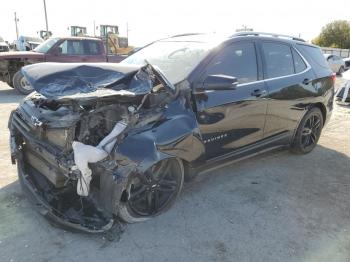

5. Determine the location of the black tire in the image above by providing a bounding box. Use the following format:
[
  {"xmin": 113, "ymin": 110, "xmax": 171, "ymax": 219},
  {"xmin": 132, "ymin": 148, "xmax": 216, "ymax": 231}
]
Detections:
[
  {"xmin": 13, "ymin": 70, "xmax": 33, "ymax": 95},
  {"xmin": 118, "ymin": 158, "xmax": 184, "ymax": 223},
  {"xmin": 291, "ymin": 107, "xmax": 323, "ymax": 154}
]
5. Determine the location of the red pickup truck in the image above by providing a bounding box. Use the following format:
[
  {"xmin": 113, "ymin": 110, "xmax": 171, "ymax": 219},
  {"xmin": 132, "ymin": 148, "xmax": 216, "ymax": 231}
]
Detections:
[{"xmin": 0, "ymin": 36, "xmax": 126, "ymax": 94}]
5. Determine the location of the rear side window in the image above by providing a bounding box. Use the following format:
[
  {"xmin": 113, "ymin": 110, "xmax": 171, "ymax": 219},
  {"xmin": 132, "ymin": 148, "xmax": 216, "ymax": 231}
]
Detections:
[
  {"xmin": 292, "ymin": 49, "xmax": 307, "ymax": 73},
  {"xmin": 296, "ymin": 44, "xmax": 329, "ymax": 69},
  {"xmin": 205, "ymin": 41, "xmax": 258, "ymax": 84},
  {"xmin": 262, "ymin": 42, "xmax": 294, "ymax": 78},
  {"xmin": 85, "ymin": 41, "xmax": 101, "ymax": 55}
]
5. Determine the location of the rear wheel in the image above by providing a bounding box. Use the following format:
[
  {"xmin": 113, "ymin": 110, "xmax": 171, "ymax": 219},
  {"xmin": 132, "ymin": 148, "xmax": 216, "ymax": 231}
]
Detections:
[
  {"xmin": 13, "ymin": 70, "xmax": 33, "ymax": 95},
  {"xmin": 118, "ymin": 158, "xmax": 184, "ymax": 223},
  {"xmin": 291, "ymin": 107, "xmax": 323, "ymax": 154}
]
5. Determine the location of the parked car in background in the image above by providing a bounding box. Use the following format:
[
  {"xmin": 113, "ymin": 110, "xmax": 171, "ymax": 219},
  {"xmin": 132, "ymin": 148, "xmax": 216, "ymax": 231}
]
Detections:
[
  {"xmin": 324, "ymin": 54, "xmax": 346, "ymax": 74},
  {"xmin": 336, "ymin": 70, "xmax": 350, "ymax": 102},
  {"xmin": 0, "ymin": 36, "xmax": 9, "ymax": 52},
  {"xmin": 343, "ymin": 57, "xmax": 350, "ymax": 71},
  {"xmin": 15, "ymin": 36, "xmax": 43, "ymax": 51},
  {"xmin": 0, "ymin": 36, "xmax": 126, "ymax": 94},
  {"xmin": 8, "ymin": 32, "xmax": 334, "ymax": 232}
]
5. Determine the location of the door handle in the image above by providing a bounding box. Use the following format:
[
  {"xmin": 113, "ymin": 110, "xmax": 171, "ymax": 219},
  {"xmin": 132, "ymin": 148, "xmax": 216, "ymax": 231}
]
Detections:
[
  {"xmin": 251, "ymin": 89, "xmax": 267, "ymax": 97},
  {"xmin": 303, "ymin": 78, "xmax": 312, "ymax": 85}
]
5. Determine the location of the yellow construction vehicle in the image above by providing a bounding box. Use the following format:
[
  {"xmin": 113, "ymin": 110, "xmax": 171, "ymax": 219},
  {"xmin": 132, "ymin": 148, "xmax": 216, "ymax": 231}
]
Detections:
[
  {"xmin": 99, "ymin": 25, "xmax": 133, "ymax": 55},
  {"xmin": 38, "ymin": 30, "xmax": 52, "ymax": 40},
  {"xmin": 70, "ymin": 26, "xmax": 87, "ymax": 37}
]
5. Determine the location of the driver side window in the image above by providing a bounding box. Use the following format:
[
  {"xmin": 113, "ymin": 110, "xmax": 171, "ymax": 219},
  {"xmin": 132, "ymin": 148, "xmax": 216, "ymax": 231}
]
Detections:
[{"xmin": 205, "ymin": 42, "xmax": 258, "ymax": 84}]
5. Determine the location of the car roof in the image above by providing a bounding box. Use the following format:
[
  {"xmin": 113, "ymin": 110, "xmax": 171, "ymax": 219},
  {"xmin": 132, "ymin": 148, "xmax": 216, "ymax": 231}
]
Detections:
[{"xmin": 161, "ymin": 32, "xmax": 317, "ymax": 48}]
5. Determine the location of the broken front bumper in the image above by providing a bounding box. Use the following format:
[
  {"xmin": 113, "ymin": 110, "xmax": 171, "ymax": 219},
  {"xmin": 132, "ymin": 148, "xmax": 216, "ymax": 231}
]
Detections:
[
  {"xmin": 16, "ymin": 161, "xmax": 114, "ymax": 233},
  {"xmin": 9, "ymin": 110, "xmax": 130, "ymax": 233}
]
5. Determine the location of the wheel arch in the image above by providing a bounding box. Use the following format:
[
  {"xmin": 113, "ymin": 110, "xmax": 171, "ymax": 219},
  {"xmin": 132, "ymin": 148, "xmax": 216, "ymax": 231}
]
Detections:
[{"xmin": 312, "ymin": 102, "xmax": 327, "ymax": 126}]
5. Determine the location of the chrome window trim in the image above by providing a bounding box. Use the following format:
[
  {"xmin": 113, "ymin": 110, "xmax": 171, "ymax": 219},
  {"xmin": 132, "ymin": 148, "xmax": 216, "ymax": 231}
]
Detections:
[
  {"xmin": 200, "ymin": 41, "xmax": 314, "ymax": 89},
  {"xmin": 237, "ymin": 45, "xmax": 312, "ymax": 87}
]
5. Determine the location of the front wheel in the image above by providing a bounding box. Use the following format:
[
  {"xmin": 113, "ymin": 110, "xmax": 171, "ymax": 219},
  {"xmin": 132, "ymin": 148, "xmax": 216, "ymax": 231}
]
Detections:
[
  {"xmin": 291, "ymin": 107, "xmax": 323, "ymax": 154},
  {"xmin": 13, "ymin": 70, "xmax": 34, "ymax": 95},
  {"xmin": 118, "ymin": 158, "xmax": 184, "ymax": 223}
]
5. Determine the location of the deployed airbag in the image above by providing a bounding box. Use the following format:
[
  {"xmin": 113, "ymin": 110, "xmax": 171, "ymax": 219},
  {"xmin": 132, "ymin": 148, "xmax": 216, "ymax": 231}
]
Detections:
[{"xmin": 73, "ymin": 121, "xmax": 127, "ymax": 196}]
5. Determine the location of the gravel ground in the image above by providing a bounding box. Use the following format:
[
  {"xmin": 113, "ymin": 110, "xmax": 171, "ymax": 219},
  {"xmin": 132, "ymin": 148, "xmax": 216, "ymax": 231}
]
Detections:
[{"xmin": 0, "ymin": 79, "xmax": 350, "ymax": 262}]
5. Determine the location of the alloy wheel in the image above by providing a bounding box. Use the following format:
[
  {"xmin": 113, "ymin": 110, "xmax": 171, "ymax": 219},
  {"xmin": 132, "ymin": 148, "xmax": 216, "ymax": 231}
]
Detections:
[
  {"xmin": 127, "ymin": 159, "xmax": 182, "ymax": 217},
  {"xmin": 20, "ymin": 76, "xmax": 33, "ymax": 91},
  {"xmin": 301, "ymin": 114, "xmax": 321, "ymax": 149}
]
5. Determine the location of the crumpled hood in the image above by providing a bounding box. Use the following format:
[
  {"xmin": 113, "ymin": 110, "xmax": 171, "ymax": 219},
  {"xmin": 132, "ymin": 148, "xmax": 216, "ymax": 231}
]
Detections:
[{"xmin": 21, "ymin": 62, "xmax": 151, "ymax": 99}]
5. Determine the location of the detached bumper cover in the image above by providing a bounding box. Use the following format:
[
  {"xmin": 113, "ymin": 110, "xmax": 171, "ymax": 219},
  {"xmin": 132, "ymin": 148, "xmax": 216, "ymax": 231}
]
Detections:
[
  {"xmin": 17, "ymin": 161, "xmax": 114, "ymax": 233},
  {"xmin": 9, "ymin": 112, "xmax": 120, "ymax": 233}
]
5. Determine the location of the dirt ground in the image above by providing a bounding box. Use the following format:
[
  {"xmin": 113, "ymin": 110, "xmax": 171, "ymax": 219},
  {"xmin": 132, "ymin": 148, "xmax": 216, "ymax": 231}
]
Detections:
[{"xmin": 0, "ymin": 79, "xmax": 350, "ymax": 262}]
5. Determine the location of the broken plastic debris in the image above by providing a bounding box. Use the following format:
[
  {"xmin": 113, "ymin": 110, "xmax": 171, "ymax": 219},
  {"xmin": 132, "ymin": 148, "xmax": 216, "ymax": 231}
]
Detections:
[{"xmin": 73, "ymin": 121, "xmax": 127, "ymax": 196}]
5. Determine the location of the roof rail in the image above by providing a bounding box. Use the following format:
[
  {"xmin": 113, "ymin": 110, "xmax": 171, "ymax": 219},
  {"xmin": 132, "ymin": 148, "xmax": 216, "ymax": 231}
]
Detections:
[
  {"xmin": 170, "ymin": 33, "xmax": 204, "ymax": 38},
  {"xmin": 232, "ymin": 31, "xmax": 305, "ymax": 42}
]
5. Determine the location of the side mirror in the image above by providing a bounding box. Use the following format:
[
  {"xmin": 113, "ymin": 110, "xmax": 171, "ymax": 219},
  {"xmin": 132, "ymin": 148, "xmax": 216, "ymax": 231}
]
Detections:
[{"xmin": 203, "ymin": 75, "xmax": 238, "ymax": 90}]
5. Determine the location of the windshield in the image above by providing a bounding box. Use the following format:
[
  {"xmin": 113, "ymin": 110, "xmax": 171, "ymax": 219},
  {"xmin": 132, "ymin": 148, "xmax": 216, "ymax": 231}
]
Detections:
[
  {"xmin": 121, "ymin": 41, "xmax": 214, "ymax": 84},
  {"xmin": 34, "ymin": 38, "xmax": 59, "ymax": 53}
]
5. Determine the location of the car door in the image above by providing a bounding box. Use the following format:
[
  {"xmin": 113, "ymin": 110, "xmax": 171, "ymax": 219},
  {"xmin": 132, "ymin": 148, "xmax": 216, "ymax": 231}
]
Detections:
[
  {"xmin": 260, "ymin": 41, "xmax": 316, "ymax": 139},
  {"xmin": 192, "ymin": 40, "xmax": 268, "ymax": 159},
  {"xmin": 47, "ymin": 39, "xmax": 87, "ymax": 62},
  {"xmin": 82, "ymin": 40, "xmax": 106, "ymax": 62}
]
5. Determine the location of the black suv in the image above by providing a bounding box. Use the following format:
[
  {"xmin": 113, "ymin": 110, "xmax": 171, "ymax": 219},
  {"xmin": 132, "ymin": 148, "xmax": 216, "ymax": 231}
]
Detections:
[{"xmin": 9, "ymin": 32, "xmax": 334, "ymax": 232}]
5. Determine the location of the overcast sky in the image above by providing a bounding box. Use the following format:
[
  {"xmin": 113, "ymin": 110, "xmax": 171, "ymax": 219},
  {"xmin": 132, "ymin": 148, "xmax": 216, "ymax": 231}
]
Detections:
[{"xmin": 1, "ymin": 0, "xmax": 349, "ymax": 46}]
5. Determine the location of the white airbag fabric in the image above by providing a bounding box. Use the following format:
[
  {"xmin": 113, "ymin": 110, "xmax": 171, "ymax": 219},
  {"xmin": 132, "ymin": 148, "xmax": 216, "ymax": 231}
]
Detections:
[{"xmin": 73, "ymin": 121, "xmax": 127, "ymax": 196}]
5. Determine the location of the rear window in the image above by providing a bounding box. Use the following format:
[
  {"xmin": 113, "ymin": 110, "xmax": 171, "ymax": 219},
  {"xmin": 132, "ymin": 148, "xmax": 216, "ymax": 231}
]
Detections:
[
  {"xmin": 292, "ymin": 49, "xmax": 307, "ymax": 73},
  {"xmin": 85, "ymin": 41, "xmax": 101, "ymax": 55},
  {"xmin": 296, "ymin": 44, "xmax": 329, "ymax": 69},
  {"xmin": 262, "ymin": 42, "xmax": 294, "ymax": 78}
]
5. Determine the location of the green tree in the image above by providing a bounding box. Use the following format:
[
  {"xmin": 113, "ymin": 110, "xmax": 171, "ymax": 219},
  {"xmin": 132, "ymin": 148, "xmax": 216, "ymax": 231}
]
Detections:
[{"xmin": 312, "ymin": 20, "xmax": 350, "ymax": 49}]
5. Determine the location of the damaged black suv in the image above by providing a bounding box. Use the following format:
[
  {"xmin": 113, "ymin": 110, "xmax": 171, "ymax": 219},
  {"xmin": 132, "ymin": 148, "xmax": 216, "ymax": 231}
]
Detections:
[{"xmin": 9, "ymin": 32, "xmax": 334, "ymax": 233}]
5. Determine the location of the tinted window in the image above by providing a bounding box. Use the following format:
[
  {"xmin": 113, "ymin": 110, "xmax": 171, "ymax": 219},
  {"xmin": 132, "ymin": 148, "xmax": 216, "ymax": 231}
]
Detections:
[
  {"xmin": 262, "ymin": 42, "xmax": 294, "ymax": 78},
  {"xmin": 292, "ymin": 49, "xmax": 307, "ymax": 73},
  {"xmin": 85, "ymin": 41, "xmax": 100, "ymax": 55},
  {"xmin": 205, "ymin": 42, "xmax": 258, "ymax": 84},
  {"xmin": 297, "ymin": 44, "xmax": 329, "ymax": 69},
  {"xmin": 58, "ymin": 40, "xmax": 84, "ymax": 55}
]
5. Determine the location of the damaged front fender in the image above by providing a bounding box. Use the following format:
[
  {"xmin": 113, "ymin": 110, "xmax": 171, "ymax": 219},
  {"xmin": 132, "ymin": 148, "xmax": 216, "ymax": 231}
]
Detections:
[{"xmin": 114, "ymin": 98, "xmax": 205, "ymax": 173}]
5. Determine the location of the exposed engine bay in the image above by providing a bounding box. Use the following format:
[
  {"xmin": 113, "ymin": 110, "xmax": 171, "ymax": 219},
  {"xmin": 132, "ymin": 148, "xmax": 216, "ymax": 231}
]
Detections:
[{"xmin": 9, "ymin": 63, "xmax": 204, "ymax": 232}]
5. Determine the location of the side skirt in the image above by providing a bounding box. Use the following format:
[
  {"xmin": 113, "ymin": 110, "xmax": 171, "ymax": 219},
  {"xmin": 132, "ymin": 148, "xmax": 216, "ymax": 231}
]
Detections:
[{"xmin": 188, "ymin": 131, "xmax": 292, "ymax": 177}]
